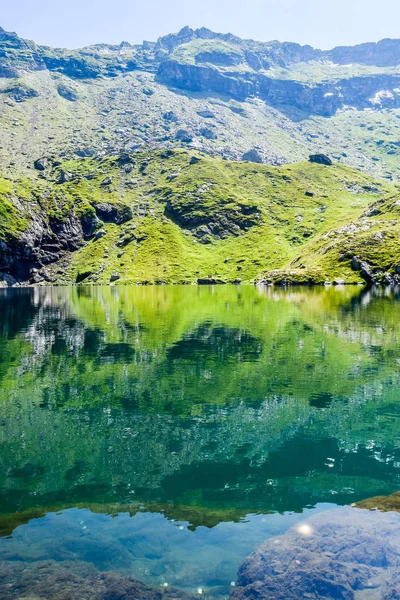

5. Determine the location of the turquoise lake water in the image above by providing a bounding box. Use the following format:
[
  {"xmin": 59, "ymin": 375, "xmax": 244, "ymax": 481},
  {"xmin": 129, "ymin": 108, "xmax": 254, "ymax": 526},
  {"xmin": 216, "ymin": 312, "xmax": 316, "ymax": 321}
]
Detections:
[{"xmin": 0, "ymin": 285, "xmax": 400, "ymax": 598}]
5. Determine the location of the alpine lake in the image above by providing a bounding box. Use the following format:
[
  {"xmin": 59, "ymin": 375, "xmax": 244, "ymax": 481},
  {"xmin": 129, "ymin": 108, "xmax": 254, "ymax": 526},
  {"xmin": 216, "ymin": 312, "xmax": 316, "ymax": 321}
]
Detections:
[{"xmin": 1, "ymin": 284, "xmax": 400, "ymax": 599}]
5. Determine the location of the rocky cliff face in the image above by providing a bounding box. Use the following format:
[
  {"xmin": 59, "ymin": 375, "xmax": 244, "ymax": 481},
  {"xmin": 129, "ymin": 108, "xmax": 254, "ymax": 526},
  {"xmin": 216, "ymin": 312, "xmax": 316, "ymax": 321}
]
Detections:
[
  {"xmin": 158, "ymin": 60, "xmax": 400, "ymax": 116},
  {"xmin": 2, "ymin": 24, "xmax": 400, "ymax": 115}
]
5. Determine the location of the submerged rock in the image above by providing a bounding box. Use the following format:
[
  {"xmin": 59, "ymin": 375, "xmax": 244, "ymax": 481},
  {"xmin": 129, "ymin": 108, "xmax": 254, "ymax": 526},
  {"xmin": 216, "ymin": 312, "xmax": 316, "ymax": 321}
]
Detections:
[
  {"xmin": 0, "ymin": 559, "xmax": 197, "ymax": 599},
  {"xmin": 230, "ymin": 506, "xmax": 400, "ymax": 599}
]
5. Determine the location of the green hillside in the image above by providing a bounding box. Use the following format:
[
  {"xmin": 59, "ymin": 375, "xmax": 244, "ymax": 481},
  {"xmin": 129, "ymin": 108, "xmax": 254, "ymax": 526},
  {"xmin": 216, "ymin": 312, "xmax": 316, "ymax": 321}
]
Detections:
[{"xmin": 0, "ymin": 149, "xmax": 398, "ymax": 285}]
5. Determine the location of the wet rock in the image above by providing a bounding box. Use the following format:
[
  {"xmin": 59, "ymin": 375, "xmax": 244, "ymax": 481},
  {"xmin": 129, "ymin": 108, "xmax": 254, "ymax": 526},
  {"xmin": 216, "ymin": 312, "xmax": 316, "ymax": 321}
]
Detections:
[
  {"xmin": 309, "ymin": 154, "xmax": 333, "ymax": 166},
  {"xmin": 230, "ymin": 506, "xmax": 400, "ymax": 600},
  {"xmin": 76, "ymin": 271, "xmax": 92, "ymax": 284},
  {"xmin": 0, "ymin": 273, "xmax": 18, "ymax": 287},
  {"xmin": 198, "ymin": 278, "xmax": 227, "ymax": 284},
  {"xmin": 383, "ymin": 273, "xmax": 394, "ymax": 286},
  {"xmin": 242, "ymin": 149, "xmax": 263, "ymax": 163},
  {"xmin": 0, "ymin": 559, "xmax": 197, "ymax": 599}
]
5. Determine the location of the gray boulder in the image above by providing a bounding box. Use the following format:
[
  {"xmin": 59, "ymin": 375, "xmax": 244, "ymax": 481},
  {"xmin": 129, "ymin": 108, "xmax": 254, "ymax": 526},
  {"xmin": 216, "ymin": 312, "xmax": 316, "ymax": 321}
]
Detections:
[
  {"xmin": 34, "ymin": 158, "xmax": 47, "ymax": 171},
  {"xmin": 309, "ymin": 154, "xmax": 333, "ymax": 166},
  {"xmin": 176, "ymin": 129, "xmax": 193, "ymax": 143},
  {"xmin": 231, "ymin": 506, "xmax": 400, "ymax": 599},
  {"xmin": 242, "ymin": 149, "xmax": 263, "ymax": 163}
]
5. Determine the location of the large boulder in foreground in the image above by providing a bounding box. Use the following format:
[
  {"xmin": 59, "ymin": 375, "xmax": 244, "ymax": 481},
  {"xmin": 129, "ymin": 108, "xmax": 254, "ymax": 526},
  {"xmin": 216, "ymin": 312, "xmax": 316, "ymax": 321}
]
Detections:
[
  {"xmin": 230, "ymin": 505, "xmax": 400, "ymax": 599},
  {"xmin": 0, "ymin": 559, "xmax": 197, "ymax": 599}
]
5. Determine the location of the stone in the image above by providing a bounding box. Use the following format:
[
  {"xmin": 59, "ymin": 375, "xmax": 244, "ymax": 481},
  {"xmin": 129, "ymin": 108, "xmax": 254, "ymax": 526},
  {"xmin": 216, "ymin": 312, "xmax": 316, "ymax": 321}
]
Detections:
[
  {"xmin": 360, "ymin": 261, "xmax": 373, "ymax": 283},
  {"xmin": 305, "ymin": 191, "xmax": 314, "ymax": 197},
  {"xmin": 2, "ymin": 82, "xmax": 39, "ymax": 102},
  {"xmin": 109, "ymin": 272, "xmax": 120, "ymax": 282},
  {"xmin": 94, "ymin": 203, "xmax": 132, "ymax": 225},
  {"xmin": 117, "ymin": 153, "xmax": 134, "ymax": 166},
  {"xmin": 95, "ymin": 230, "xmax": 106, "ymax": 240},
  {"xmin": 383, "ymin": 273, "xmax": 393, "ymax": 286},
  {"xmin": 34, "ymin": 158, "xmax": 47, "ymax": 171},
  {"xmin": 0, "ymin": 273, "xmax": 17, "ymax": 287},
  {"xmin": 57, "ymin": 170, "xmax": 72, "ymax": 184},
  {"xmin": 163, "ymin": 111, "xmax": 179, "ymax": 122},
  {"xmin": 57, "ymin": 84, "xmax": 78, "ymax": 102},
  {"xmin": 100, "ymin": 177, "xmax": 112, "ymax": 186},
  {"xmin": 76, "ymin": 271, "xmax": 92, "ymax": 284},
  {"xmin": 197, "ymin": 110, "xmax": 215, "ymax": 119},
  {"xmin": 230, "ymin": 506, "xmax": 400, "ymax": 600},
  {"xmin": 242, "ymin": 149, "xmax": 263, "ymax": 163},
  {"xmin": 309, "ymin": 154, "xmax": 333, "ymax": 166},
  {"xmin": 0, "ymin": 559, "xmax": 197, "ymax": 599},
  {"xmin": 190, "ymin": 156, "xmax": 201, "ymax": 165},
  {"xmin": 175, "ymin": 129, "xmax": 193, "ymax": 143},
  {"xmin": 351, "ymin": 256, "xmax": 361, "ymax": 271},
  {"xmin": 198, "ymin": 278, "xmax": 227, "ymax": 284},
  {"xmin": 199, "ymin": 127, "xmax": 217, "ymax": 140}
]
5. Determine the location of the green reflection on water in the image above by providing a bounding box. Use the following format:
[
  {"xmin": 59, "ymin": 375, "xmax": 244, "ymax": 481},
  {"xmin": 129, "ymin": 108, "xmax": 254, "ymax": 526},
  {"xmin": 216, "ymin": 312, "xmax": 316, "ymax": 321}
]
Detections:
[{"xmin": 0, "ymin": 284, "xmax": 399, "ymax": 520}]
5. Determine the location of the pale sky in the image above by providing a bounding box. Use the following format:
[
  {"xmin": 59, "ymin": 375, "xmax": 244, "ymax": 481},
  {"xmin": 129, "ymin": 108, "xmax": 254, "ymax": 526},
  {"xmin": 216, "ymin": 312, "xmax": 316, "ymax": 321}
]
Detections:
[{"xmin": 2, "ymin": 0, "xmax": 400, "ymax": 50}]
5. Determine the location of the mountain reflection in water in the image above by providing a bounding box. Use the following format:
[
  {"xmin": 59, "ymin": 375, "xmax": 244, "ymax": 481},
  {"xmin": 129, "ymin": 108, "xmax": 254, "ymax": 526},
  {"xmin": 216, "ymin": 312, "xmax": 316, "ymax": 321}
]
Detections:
[{"xmin": 0, "ymin": 284, "xmax": 400, "ymax": 598}]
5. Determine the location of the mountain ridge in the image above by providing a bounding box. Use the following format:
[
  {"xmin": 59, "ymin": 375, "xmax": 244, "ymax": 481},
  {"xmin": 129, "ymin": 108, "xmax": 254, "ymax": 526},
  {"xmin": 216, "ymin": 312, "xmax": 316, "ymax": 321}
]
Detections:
[{"xmin": 0, "ymin": 25, "xmax": 400, "ymax": 287}]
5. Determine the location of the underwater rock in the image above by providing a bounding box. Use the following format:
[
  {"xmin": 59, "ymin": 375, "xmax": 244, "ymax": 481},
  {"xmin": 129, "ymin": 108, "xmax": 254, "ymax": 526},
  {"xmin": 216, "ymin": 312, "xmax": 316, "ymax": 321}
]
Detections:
[
  {"xmin": 230, "ymin": 506, "xmax": 400, "ymax": 599},
  {"xmin": 0, "ymin": 559, "xmax": 197, "ymax": 599}
]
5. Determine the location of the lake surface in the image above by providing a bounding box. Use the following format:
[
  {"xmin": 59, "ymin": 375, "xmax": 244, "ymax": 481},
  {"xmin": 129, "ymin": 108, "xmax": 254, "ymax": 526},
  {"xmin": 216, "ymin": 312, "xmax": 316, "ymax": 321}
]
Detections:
[{"xmin": 0, "ymin": 284, "xmax": 400, "ymax": 598}]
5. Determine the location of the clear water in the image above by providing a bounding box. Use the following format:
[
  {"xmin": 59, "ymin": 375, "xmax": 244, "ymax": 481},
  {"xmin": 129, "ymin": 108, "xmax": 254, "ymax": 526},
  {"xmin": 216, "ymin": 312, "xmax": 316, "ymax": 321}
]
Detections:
[{"xmin": 0, "ymin": 284, "xmax": 400, "ymax": 598}]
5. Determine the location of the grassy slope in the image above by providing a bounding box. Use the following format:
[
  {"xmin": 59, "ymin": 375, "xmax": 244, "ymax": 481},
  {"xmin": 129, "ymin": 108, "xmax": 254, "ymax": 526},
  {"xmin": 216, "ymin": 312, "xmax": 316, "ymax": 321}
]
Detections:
[{"xmin": 1, "ymin": 148, "xmax": 398, "ymax": 284}]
